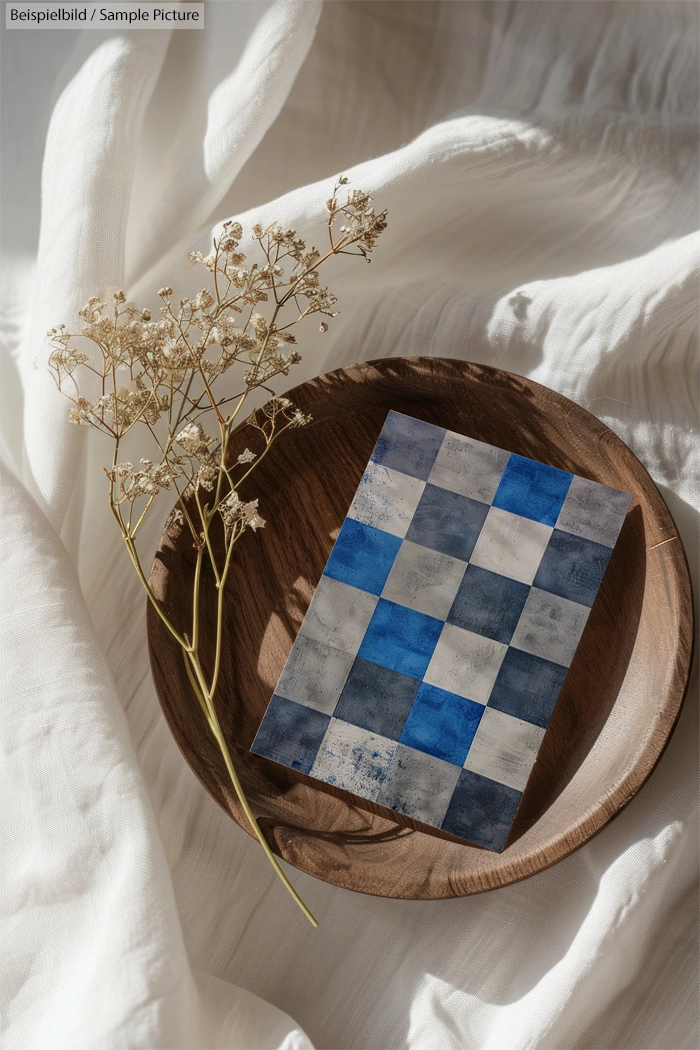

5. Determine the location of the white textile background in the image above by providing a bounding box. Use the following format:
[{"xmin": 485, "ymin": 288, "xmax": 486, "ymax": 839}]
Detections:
[{"xmin": 1, "ymin": 2, "xmax": 698, "ymax": 1049}]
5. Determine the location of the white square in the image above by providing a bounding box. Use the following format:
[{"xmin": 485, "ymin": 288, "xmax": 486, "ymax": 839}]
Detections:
[
  {"xmin": 469, "ymin": 506, "xmax": 552, "ymax": 585},
  {"xmin": 510, "ymin": 587, "xmax": 590, "ymax": 667},
  {"xmin": 310, "ymin": 720, "xmax": 397, "ymax": 801},
  {"xmin": 275, "ymin": 636, "xmax": 355, "ymax": 715},
  {"xmin": 464, "ymin": 707, "xmax": 545, "ymax": 791},
  {"xmin": 423, "ymin": 623, "xmax": 507, "ymax": 704},
  {"xmin": 429, "ymin": 432, "xmax": 510, "ymax": 504},
  {"xmin": 556, "ymin": 475, "xmax": 632, "ymax": 548},
  {"xmin": 347, "ymin": 460, "xmax": 425, "ymax": 538},
  {"xmin": 381, "ymin": 540, "xmax": 467, "ymax": 620},
  {"xmin": 299, "ymin": 575, "xmax": 378, "ymax": 656},
  {"xmin": 377, "ymin": 743, "xmax": 462, "ymax": 828}
]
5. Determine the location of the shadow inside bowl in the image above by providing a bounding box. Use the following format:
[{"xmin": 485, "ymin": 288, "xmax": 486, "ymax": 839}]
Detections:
[{"xmin": 506, "ymin": 504, "xmax": 646, "ymax": 845}]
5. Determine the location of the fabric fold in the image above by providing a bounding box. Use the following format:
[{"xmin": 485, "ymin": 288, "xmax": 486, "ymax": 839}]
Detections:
[{"xmin": 3, "ymin": 1, "xmax": 697, "ymax": 1048}]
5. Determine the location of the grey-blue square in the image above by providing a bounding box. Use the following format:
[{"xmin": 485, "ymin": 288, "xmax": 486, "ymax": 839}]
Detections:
[
  {"xmin": 358, "ymin": 599, "xmax": 444, "ymax": 679},
  {"xmin": 406, "ymin": 483, "xmax": 489, "ymax": 562},
  {"xmin": 487, "ymin": 647, "xmax": 569, "ymax": 729},
  {"xmin": 371, "ymin": 411, "xmax": 446, "ymax": 481},
  {"xmin": 251, "ymin": 695, "xmax": 330, "ymax": 774},
  {"xmin": 533, "ymin": 529, "xmax": 613, "ymax": 608},
  {"xmin": 448, "ymin": 563, "xmax": 531, "ymax": 644},
  {"xmin": 334, "ymin": 657, "xmax": 420, "ymax": 741},
  {"xmin": 399, "ymin": 682, "xmax": 484, "ymax": 766},
  {"xmin": 492, "ymin": 454, "xmax": 573, "ymax": 527},
  {"xmin": 440, "ymin": 769, "xmax": 522, "ymax": 851},
  {"xmin": 323, "ymin": 516, "xmax": 402, "ymax": 596}
]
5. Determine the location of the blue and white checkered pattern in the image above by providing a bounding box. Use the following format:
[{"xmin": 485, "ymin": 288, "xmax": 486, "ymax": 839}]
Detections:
[{"xmin": 251, "ymin": 411, "xmax": 632, "ymax": 852}]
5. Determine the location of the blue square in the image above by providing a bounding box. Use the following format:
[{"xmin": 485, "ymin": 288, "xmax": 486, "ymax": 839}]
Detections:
[
  {"xmin": 448, "ymin": 564, "xmax": 531, "ymax": 644},
  {"xmin": 371, "ymin": 411, "xmax": 446, "ymax": 481},
  {"xmin": 334, "ymin": 657, "xmax": 420, "ymax": 740},
  {"xmin": 251, "ymin": 695, "xmax": 330, "ymax": 774},
  {"xmin": 441, "ymin": 769, "xmax": 522, "ymax": 851},
  {"xmin": 399, "ymin": 682, "xmax": 484, "ymax": 766},
  {"xmin": 323, "ymin": 517, "xmax": 401, "ymax": 596},
  {"xmin": 492, "ymin": 454, "xmax": 573, "ymax": 527},
  {"xmin": 406, "ymin": 483, "xmax": 489, "ymax": 562},
  {"xmin": 358, "ymin": 599, "xmax": 444, "ymax": 679},
  {"xmin": 533, "ymin": 529, "xmax": 613, "ymax": 608},
  {"xmin": 487, "ymin": 647, "xmax": 569, "ymax": 729}
]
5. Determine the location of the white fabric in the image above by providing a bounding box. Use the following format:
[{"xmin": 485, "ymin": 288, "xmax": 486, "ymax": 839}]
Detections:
[{"xmin": 1, "ymin": 2, "xmax": 698, "ymax": 1048}]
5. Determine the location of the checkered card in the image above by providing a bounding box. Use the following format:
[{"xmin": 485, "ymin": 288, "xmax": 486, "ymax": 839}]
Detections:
[{"xmin": 251, "ymin": 411, "xmax": 631, "ymax": 851}]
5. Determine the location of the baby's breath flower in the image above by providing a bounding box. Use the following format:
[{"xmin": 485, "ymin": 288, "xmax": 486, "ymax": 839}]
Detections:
[
  {"xmin": 107, "ymin": 458, "xmax": 180, "ymax": 503},
  {"xmin": 195, "ymin": 290, "xmax": 214, "ymax": 311},
  {"xmin": 68, "ymin": 396, "xmax": 96, "ymax": 425},
  {"xmin": 290, "ymin": 410, "xmax": 312, "ymax": 428},
  {"xmin": 47, "ymin": 178, "xmax": 386, "ymax": 928},
  {"xmin": 175, "ymin": 422, "xmax": 214, "ymax": 456},
  {"xmin": 218, "ymin": 491, "xmax": 265, "ymax": 534},
  {"xmin": 195, "ymin": 456, "xmax": 219, "ymax": 491},
  {"xmin": 49, "ymin": 348, "xmax": 89, "ymax": 373},
  {"xmin": 248, "ymin": 509, "xmax": 266, "ymax": 531}
]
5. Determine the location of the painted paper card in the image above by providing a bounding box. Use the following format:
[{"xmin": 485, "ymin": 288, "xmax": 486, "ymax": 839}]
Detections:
[{"xmin": 251, "ymin": 411, "xmax": 631, "ymax": 852}]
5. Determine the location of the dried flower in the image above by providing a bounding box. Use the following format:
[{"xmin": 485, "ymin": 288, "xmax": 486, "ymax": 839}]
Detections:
[
  {"xmin": 218, "ymin": 490, "xmax": 266, "ymax": 534},
  {"xmin": 48, "ymin": 177, "xmax": 387, "ymax": 926},
  {"xmin": 106, "ymin": 458, "xmax": 180, "ymax": 504},
  {"xmin": 175, "ymin": 422, "xmax": 214, "ymax": 456}
]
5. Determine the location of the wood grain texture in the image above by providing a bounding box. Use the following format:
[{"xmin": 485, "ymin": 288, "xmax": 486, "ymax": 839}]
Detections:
[{"xmin": 147, "ymin": 358, "xmax": 694, "ymax": 898}]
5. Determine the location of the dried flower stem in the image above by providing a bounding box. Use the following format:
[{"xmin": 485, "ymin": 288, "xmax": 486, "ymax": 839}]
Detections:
[{"xmin": 49, "ymin": 179, "xmax": 387, "ymax": 925}]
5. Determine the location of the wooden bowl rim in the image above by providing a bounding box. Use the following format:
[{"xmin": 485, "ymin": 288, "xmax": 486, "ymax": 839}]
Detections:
[{"xmin": 148, "ymin": 358, "xmax": 694, "ymax": 898}]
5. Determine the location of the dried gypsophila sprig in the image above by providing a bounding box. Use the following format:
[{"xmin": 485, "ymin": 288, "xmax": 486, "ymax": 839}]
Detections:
[{"xmin": 48, "ymin": 178, "xmax": 387, "ymax": 926}]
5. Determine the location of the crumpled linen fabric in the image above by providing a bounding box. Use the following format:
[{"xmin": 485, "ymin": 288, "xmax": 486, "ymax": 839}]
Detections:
[{"xmin": 1, "ymin": 2, "xmax": 698, "ymax": 1049}]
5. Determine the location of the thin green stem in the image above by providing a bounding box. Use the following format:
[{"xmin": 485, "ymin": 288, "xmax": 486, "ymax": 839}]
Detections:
[
  {"xmin": 130, "ymin": 492, "xmax": 156, "ymax": 539},
  {"xmin": 120, "ymin": 531, "xmax": 189, "ymax": 650},
  {"xmin": 194, "ymin": 486, "xmax": 220, "ymax": 585},
  {"xmin": 208, "ymin": 526, "xmax": 239, "ymax": 700},
  {"xmin": 209, "ymin": 714, "xmax": 318, "ymax": 927},
  {"xmin": 191, "ymin": 546, "xmax": 204, "ymax": 652},
  {"xmin": 183, "ymin": 651, "xmax": 215, "ymax": 732},
  {"xmin": 214, "ymin": 421, "xmax": 228, "ymax": 509},
  {"xmin": 186, "ymin": 649, "xmax": 318, "ymax": 928}
]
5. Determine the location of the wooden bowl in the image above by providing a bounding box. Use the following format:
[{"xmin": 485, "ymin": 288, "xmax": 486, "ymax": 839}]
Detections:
[{"xmin": 147, "ymin": 359, "xmax": 693, "ymax": 898}]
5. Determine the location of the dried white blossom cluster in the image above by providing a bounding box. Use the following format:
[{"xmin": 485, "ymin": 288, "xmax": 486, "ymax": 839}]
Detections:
[
  {"xmin": 48, "ymin": 178, "xmax": 387, "ymax": 925},
  {"xmin": 49, "ymin": 177, "xmax": 385, "ymax": 550}
]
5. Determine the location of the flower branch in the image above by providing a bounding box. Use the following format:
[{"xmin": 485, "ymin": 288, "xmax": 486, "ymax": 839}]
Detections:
[{"xmin": 48, "ymin": 178, "xmax": 388, "ymax": 926}]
